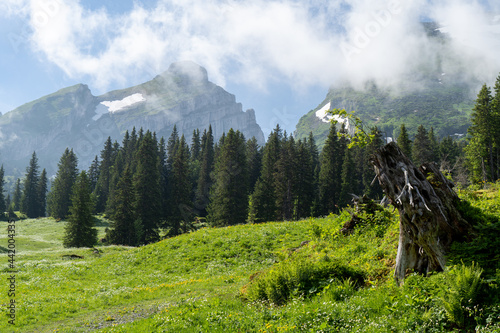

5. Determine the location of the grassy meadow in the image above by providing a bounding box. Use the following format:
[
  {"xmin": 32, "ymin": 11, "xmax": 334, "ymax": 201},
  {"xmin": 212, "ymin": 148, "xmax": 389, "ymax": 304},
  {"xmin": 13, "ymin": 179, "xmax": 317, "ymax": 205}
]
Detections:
[{"xmin": 1, "ymin": 184, "xmax": 500, "ymax": 332}]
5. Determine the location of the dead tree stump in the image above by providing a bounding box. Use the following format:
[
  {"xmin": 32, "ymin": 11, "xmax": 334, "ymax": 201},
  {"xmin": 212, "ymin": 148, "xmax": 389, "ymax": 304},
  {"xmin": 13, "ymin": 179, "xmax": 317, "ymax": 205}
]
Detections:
[{"xmin": 371, "ymin": 142, "xmax": 472, "ymax": 283}]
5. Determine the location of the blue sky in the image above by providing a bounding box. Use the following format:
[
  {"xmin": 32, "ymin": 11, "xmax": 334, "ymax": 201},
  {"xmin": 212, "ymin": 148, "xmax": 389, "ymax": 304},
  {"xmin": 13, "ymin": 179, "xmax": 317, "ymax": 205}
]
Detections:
[{"xmin": 1, "ymin": 0, "xmax": 499, "ymax": 136}]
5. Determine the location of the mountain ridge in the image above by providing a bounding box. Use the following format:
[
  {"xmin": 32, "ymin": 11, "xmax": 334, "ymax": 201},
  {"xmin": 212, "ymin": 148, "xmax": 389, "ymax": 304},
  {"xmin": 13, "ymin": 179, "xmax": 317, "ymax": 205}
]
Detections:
[{"xmin": 0, "ymin": 61, "xmax": 265, "ymax": 175}]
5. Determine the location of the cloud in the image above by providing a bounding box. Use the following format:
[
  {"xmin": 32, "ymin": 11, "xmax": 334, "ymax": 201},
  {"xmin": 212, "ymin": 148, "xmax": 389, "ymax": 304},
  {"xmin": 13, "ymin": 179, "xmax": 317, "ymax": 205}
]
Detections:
[{"xmin": 7, "ymin": 0, "xmax": 500, "ymax": 94}]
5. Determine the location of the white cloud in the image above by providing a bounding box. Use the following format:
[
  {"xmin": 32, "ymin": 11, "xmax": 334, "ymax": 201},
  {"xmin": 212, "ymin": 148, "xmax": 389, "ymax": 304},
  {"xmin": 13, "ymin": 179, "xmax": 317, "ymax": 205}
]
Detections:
[{"xmin": 7, "ymin": 0, "xmax": 500, "ymax": 94}]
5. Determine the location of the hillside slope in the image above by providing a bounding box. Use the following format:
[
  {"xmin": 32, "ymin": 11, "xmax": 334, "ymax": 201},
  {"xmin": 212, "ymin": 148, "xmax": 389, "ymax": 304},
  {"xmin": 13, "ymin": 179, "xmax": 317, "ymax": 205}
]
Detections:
[{"xmin": 1, "ymin": 184, "xmax": 499, "ymax": 332}]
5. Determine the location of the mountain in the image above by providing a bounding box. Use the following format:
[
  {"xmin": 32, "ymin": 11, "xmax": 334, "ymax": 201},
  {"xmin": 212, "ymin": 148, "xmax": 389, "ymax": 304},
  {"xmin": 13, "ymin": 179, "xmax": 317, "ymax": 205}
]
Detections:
[
  {"xmin": 294, "ymin": 23, "xmax": 477, "ymax": 149},
  {"xmin": 0, "ymin": 61, "xmax": 265, "ymax": 175},
  {"xmin": 295, "ymin": 80, "xmax": 475, "ymax": 149}
]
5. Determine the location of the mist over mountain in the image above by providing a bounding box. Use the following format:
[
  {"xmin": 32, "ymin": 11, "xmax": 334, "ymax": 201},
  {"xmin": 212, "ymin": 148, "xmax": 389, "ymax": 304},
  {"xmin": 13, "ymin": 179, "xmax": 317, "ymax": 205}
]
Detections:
[
  {"xmin": 0, "ymin": 61, "xmax": 264, "ymax": 175},
  {"xmin": 295, "ymin": 21, "xmax": 483, "ymax": 147}
]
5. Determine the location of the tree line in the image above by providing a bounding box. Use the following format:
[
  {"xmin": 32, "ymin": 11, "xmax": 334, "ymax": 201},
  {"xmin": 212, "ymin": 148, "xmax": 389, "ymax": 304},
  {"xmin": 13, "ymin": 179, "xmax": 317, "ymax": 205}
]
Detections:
[{"xmin": 0, "ymin": 75, "xmax": 496, "ymax": 247}]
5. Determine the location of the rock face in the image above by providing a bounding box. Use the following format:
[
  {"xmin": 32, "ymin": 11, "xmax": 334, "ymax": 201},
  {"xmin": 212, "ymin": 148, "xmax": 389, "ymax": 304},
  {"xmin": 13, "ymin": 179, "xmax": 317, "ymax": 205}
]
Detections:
[{"xmin": 0, "ymin": 61, "xmax": 265, "ymax": 175}]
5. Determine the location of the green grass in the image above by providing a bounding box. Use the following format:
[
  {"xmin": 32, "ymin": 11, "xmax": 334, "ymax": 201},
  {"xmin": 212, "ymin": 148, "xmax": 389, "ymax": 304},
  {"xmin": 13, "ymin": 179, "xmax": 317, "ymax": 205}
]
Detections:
[{"xmin": 1, "ymin": 186, "xmax": 500, "ymax": 332}]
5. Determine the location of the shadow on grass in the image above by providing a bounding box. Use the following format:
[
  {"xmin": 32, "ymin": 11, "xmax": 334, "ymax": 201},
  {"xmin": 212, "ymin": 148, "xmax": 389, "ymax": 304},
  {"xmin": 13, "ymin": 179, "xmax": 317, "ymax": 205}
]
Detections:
[{"xmin": 93, "ymin": 216, "xmax": 110, "ymax": 227}]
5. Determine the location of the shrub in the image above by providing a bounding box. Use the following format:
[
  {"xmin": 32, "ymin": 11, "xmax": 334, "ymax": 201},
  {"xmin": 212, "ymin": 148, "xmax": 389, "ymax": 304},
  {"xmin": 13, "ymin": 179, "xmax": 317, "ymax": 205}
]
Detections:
[{"xmin": 243, "ymin": 252, "xmax": 365, "ymax": 305}]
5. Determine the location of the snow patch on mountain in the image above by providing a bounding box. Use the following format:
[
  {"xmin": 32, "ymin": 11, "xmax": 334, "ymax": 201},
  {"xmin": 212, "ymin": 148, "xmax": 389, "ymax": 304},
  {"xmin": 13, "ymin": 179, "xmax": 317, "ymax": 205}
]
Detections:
[
  {"xmin": 315, "ymin": 102, "xmax": 349, "ymax": 125},
  {"xmin": 102, "ymin": 93, "xmax": 146, "ymax": 112},
  {"xmin": 315, "ymin": 102, "xmax": 332, "ymax": 123},
  {"xmin": 93, "ymin": 93, "xmax": 146, "ymax": 121}
]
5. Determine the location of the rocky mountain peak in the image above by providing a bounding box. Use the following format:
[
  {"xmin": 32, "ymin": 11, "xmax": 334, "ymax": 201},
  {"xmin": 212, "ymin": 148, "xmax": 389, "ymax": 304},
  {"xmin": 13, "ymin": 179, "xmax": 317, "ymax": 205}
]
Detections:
[
  {"xmin": 0, "ymin": 62, "xmax": 265, "ymax": 175},
  {"xmin": 162, "ymin": 61, "xmax": 209, "ymax": 86}
]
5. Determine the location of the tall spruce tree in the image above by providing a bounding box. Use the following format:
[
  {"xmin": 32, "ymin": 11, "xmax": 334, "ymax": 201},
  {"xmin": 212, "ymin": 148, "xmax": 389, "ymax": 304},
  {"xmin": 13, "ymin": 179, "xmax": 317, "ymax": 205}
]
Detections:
[
  {"xmin": 248, "ymin": 125, "xmax": 282, "ymax": 223},
  {"xmin": 274, "ymin": 133, "xmax": 296, "ymax": 220},
  {"xmin": 294, "ymin": 139, "xmax": 315, "ymax": 219},
  {"xmin": 105, "ymin": 149, "xmax": 126, "ymax": 215},
  {"xmin": 169, "ymin": 135, "xmax": 193, "ymax": 235},
  {"xmin": 412, "ymin": 125, "xmax": 433, "ymax": 166},
  {"xmin": 37, "ymin": 169, "xmax": 48, "ymax": 217},
  {"xmin": 207, "ymin": 129, "xmax": 248, "ymax": 226},
  {"xmin": 194, "ymin": 126, "xmax": 214, "ymax": 217},
  {"xmin": 439, "ymin": 136, "xmax": 465, "ymax": 183},
  {"xmin": 88, "ymin": 156, "xmax": 100, "ymax": 193},
  {"xmin": 21, "ymin": 152, "xmax": 40, "ymax": 218},
  {"xmin": 491, "ymin": 75, "xmax": 500, "ymax": 180},
  {"xmin": 246, "ymin": 137, "xmax": 262, "ymax": 195},
  {"xmin": 307, "ymin": 133, "xmax": 321, "ymax": 217},
  {"xmin": 133, "ymin": 131, "xmax": 161, "ymax": 244},
  {"xmin": 339, "ymin": 148, "xmax": 357, "ymax": 207},
  {"xmin": 318, "ymin": 123, "xmax": 345, "ymax": 214},
  {"xmin": 158, "ymin": 136, "xmax": 169, "ymax": 222},
  {"xmin": 167, "ymin": 125, "xmax": 179, "ymax": 169},
  {"xmin": 107, "ymin": 166, "xmax": 137, "ymax": 246},
  {"xmin": 94, "ymin": 137, "xmax": 114, "ymax": 213},
  {"xmin": 12, "ymin": 178, "xmax": 21, "ymax": 211},
  {"xmin": 428, "ymin": 127, "xmax": 439, "ymax": 163},
  {"xmin": 397, "ymin": 124, "xmax": 412, "ymax": 159},
  {"xmin": 48, "ymin": 148, "xmax": 79, "ymax": 219},
  {"xmin": 63, "ymin": 171, "xmax": 97, "ymax": 248},
  {"xmin": 466, "ymin": 84, "xmax": 495, "ymax": 182},
  {"xmin": 191, "ymin": 129, "xmax": 201, "ymax": 162}
]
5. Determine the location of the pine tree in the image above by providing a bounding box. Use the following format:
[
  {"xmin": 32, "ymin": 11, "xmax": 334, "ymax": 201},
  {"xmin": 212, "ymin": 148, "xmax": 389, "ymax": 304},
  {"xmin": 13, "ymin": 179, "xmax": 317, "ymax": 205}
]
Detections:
[
  {"xmin": 48, "ymin": 148, "xmax": 78, "ymax": 219},
  {"xmin": 318, "ymin": 123, "xmax": 346, "ymax": 214},
  {"xmin": 63, "ymin": 171, "xmax": 97, "ymax": 248},
  {"xmin": 133, "ymin": 131, "xmax": 161, "ymax": 244},
  {"xmin": 169, "ymin": 135, "xmax": 193, "ymax": 235},
  {"xmin": 105, "ymin": 149, "xmax": 126, "ymax": 215},
  {"xmin": 158, "ymin": 136, "xmax": 169, "ymax": 222},
  {"xmin": 88, "ymin": 156, "xmax": 100, "ymax": 193},
  {"xmin": 167, "ymin": 125, "xmax": 179, "ymax": 170},
  {"xmin": 194, "ymin": 126, "xmax": 214, "ymax": 217},
  {"xmin": 274, "ymin": 133, "xmax": 296, "ymax": 220},
  {"xmin": 490, "ymin": 76, "xmax": 500, "ymax": 180},
  {"xmin": 412, "ymin": 125, "xmax": 433, "ymax": 166},
  {"xmin": 248, "ymin": 125, "xmax": 282, "ymax": 222},
  {"xmin": 128, "ymin": 127, "xmax": 139, "ymax": 173},
  {"xmin": 246, "ymin": 137, "xmax": 262, "ymax": 195},
  {"xmin": 12, "ymin": 178, "xmax": 21, "ymax": 211},
  {"xmin": 397, "ymin": 124, "xmax": 412, "ymax": 159},
  {"xmin": 339, "ymin": 148, "xmax": 356, "ymax": 207},
  {"xmin": 37, "ymin": 169, "xmax": 48, "ymax": 217},
  {"xmin": 428, "ymin": 127, "xmax": 439, "ymax": 163},
  {"xmin": 21, "ymin": 152, "xmax": 40, "ymax": 218},
  {"xmin": 307, "ymin": 133, "xmax": 320, "ymax": 217},
  {"xmin": 191, "ymin": 129, "xmax": 201, "ymax": 162},
  {"xmin": 5, "ymin": 194, "xmax": 10, "ymax": 213},
  {"xmin": 94, "ymin": 137, "xmax": 114, "ymax": 213},
  {"xmin": 466, "ymin": 84, "xmax": 495, "ymax": 182},
  {"xmin": 207, "ymin": 129, "xmax": 248, "ymax": 226},
  {"xmin": 439, "ymin": 136, "xmax": 460, "ymax": 170},
  {"xmin": 294, "ymin": 139, "xmax": 315, "ymax": 219},
  {"xmin": 107, "ymin": 166, "xmax": 137, "ymax": 246},
  {"xmin": 0, "ymin": 165, "xmax": 5, "ymax": 218}
]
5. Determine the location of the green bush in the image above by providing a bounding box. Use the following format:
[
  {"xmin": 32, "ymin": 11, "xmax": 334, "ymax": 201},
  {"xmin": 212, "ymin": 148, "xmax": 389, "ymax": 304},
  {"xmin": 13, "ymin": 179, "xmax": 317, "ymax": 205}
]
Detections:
[{"xmin": 243, "ymin": 252, "xmax": 365, "ymax": 305}]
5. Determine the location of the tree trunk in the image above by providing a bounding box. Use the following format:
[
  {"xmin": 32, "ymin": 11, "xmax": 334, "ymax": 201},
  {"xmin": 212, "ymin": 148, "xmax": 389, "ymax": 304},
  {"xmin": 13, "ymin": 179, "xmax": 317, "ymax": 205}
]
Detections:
[{"xmin": 371, "ymin": 142, "xmax": 473, "ymax": 283}]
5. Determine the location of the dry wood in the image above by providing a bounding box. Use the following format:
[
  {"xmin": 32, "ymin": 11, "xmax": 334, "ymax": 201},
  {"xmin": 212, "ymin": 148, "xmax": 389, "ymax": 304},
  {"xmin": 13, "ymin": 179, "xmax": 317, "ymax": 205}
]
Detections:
[{"xmin": 371, "ymin": 142, "xmax": 472, "ymax": 283}]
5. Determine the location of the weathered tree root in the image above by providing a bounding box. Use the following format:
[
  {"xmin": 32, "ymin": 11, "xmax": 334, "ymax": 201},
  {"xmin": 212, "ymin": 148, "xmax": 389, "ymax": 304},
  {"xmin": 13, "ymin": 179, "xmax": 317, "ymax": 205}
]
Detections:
[{"xmin": 371, "ymin": 142, "xmax": 472, "ymax": 283}]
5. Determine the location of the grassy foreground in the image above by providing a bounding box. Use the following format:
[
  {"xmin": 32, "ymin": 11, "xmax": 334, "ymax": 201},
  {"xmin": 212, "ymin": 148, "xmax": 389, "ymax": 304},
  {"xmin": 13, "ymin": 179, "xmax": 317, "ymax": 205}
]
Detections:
[{"xmin": 1, "ymin": 185, "xmax": 500, "ymax": 332}]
